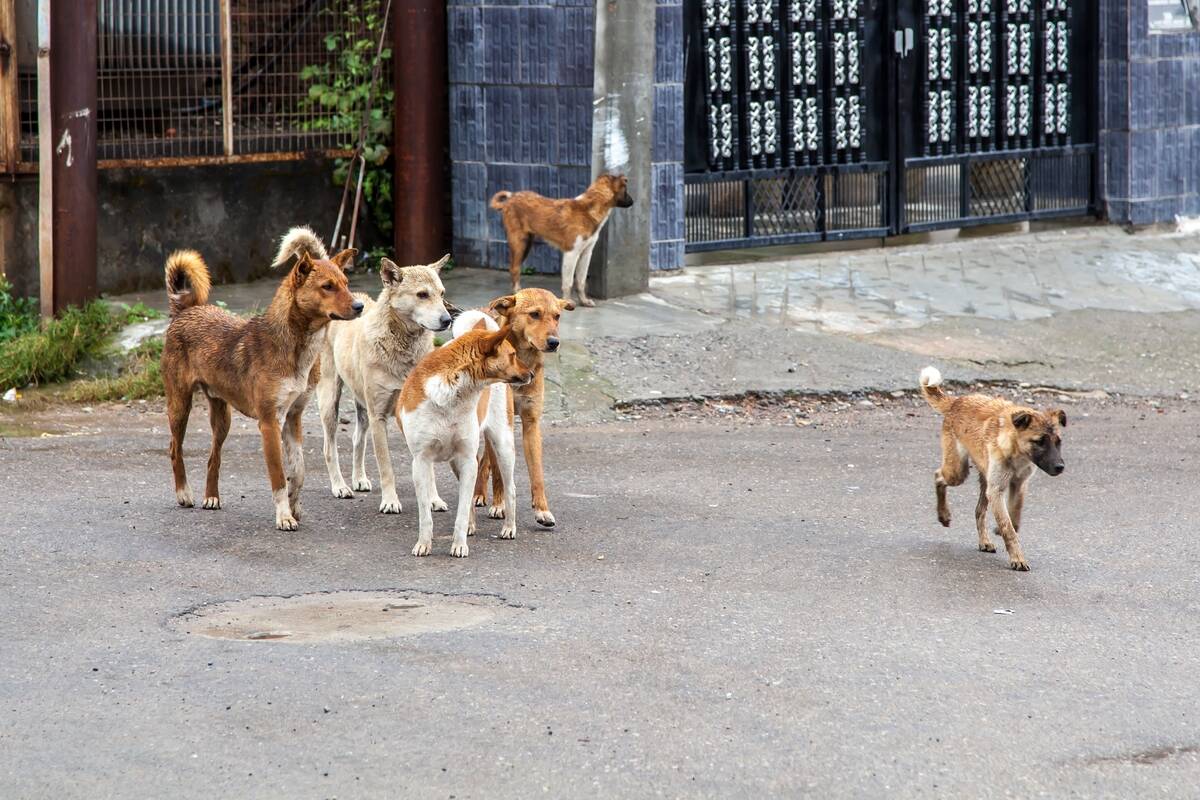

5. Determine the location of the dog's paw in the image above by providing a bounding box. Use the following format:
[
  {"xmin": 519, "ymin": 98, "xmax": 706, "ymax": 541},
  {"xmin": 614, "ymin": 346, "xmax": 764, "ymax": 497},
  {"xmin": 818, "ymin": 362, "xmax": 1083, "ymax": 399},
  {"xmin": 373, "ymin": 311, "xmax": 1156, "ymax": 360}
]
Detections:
[
  {"xmin": 577, "ymin": 296, "xmax": 596, "ymax": 308},
  {"xmin": 290, "ymin": 504, "xmax": 302, "ymax": 522},
  {"xmin": 449, "ymin": 541, "xmax": 470, "ymax": 558},
  {"xmin": 331, "ymin": 483, "xmax": 355, "ymax": 499},
  {"xmin": 352, "ymin": 477, "xmax": 373, "ymax": 492},
  {"xmin": 497, "ymin": 521, "xmax": 516, "ymax": 540},
  {"xmin": 472, "ymin": 493, "xmax": 487, "ymax": 508},
  {"xmin": 488, "ymin": 503, "xmax": 506, "ymax": 520},
  {"xmin": 534, "ymin": 509, "xmax": 556, "ymax": 528},
  {"xmin": 411, "ymin": 539, "xmax": 432, "ymax": 557},
  {"xmin": 379, "ymin": 497, "xmax": 402, "ymax": 514},
  {"xmin": 938, "ymin": 512, "xmax": 951, "ymax": 528},
  {"xmin": 202, "ymin": 496, "xmax": 221, "ymax": 510},
  {"xmin": 978, "ymin": 541, "xmax": 997, "ymax": 553},
  {"xmin": 431, "ymin": 496, "xmax": 449, "ymax": 513},
  {"xmin": 176, "ymin": 486, "xmax": 195, "ymax": 508},
  {"xmin": 1009, "ymin": 557, "xmax": 1030, "ymax": 572},
  {"xmin": 275, "ymin": 512, "xmax": 299, "ymax": 532}
]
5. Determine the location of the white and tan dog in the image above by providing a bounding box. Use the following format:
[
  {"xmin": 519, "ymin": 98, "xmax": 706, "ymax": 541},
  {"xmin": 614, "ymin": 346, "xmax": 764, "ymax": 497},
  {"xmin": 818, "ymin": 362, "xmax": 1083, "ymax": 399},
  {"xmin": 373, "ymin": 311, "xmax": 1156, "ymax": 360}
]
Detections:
[
  {"xmin": 397, "ymin": 319, "xmax": 533, "ymax": 558},
  {"xmin": 316, "ymin": 255, "xmax": 453, "ymax": 514}
]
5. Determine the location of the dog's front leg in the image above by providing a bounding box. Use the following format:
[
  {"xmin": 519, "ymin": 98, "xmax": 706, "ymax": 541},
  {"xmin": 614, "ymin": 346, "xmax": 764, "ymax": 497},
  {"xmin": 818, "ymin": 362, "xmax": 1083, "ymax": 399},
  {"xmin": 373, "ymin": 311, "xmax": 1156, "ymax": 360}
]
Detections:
[
  {"xmin": 450, "ymin": 451, "xmax": 478, "ymax": 558},
  {"xmin": 560, "ymin": 247, "xmax": 581, "ymax": 303},
  {"xmin": 283, "ymin": 404, "xmax": 307, "ymax": 521},
  {"xmin": 486, "ymin": 424, "xmax": 518, "ymax": 539},
  {"xmin": 574, "ymin": 239, "xmax": 598, "ymax": 307},
  {"xmin": 259, "ymin": 418, "xmax": 297, "ymax": 531},
  {"xmin": 986, "ymin": 467, "xmax": 1028, "ymax": 571},
  {"xmin": 519, "ymin": 406, "xmax": 555, "ymax": 527},
  {"xmin": 318, "ymin": 370, "xmax": 354, "ymax": 499},
  {"xmin": 350, "ymin": 402, "xmax": 372, "ymax": 492},
  {"xmin": 974, "ymin": 473, "xmax": 994, "ymax": 553},
  {"xmin": 1006, "ymin": 476, "xmax": 1029, "ymax": 533},
  {"xmin": 368, "ymin": 413, "xmax": 402, "ymax": 514},
  {"xmin": 410, "ymin": 455, "xmax": 435, "ymax": 556}
]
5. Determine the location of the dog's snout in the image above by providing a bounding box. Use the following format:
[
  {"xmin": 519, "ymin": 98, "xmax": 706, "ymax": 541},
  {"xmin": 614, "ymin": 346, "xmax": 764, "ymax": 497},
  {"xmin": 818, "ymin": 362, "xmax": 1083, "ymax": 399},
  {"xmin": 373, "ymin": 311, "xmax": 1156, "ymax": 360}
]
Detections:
[
  {"xmin": 545, "ymin": 336, "xmax": 560, "ymax": 352},
  {"xmin": 1052, "ymin": 463, "xmax": 1065, "ymax": 476},
  {"xmin": 351, "ymin": 300, "xmax": 365, "ymax": 315},
  {"xmin": 439, "ymin": 314, "xmax": 452, "ymax": 328}
]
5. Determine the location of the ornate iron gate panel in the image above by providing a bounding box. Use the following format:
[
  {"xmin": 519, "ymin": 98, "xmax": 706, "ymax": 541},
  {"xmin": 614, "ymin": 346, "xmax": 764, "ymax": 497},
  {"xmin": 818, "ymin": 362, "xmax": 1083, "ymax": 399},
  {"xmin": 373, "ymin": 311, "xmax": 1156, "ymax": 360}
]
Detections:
[
  {"xmin": 895, "ymin": 0, "xmax": 1096, "ymax": 232},
  {"xmin": 683, "ymin": 0, "xmax": 1097, "ymax": 250},
  {"xmin": 684, "ymin": 0, "xmax": 891, "ymax": 251}
]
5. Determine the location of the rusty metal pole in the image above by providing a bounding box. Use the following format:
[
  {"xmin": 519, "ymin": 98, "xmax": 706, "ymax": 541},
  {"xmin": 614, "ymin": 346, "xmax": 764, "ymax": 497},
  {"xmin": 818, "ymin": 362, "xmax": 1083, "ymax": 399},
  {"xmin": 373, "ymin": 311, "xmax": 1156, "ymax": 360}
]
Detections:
[
  {"xmin": 392, "ymin": 0, "xmax": 448, "ymax": 263},
  {"xmin": 44, "ymin": 0, "xmax": 97, "ymax": 313}
]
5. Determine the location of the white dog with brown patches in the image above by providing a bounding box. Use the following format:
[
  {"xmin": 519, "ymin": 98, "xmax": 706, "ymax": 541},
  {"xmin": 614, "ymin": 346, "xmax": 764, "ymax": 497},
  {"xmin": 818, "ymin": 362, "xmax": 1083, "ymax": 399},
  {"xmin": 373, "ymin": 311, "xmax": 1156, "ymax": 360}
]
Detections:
[
  {"xmin": 316, "ymin": 255, "xmax": 452, "ymax": 515},
  {"xmin": 397, "ymin": 316, "xmax": 533, "ymax": 558}
]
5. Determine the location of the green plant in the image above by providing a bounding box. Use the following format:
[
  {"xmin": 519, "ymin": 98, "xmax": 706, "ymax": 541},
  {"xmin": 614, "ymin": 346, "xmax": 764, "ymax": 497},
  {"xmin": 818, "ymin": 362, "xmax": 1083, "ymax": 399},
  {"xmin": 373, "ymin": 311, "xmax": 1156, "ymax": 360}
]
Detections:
[
  {"xmin": 0, "ymin": 301, "xmax": 122, "ymax": 389},
  {"xmin": 65, "ymin": 337, "xmax": 164, "ymax": 403},
  {"xmin": 301, "ymin": 0, "xmax": 394, "ymax": 237},
  {"xmin": 0, "ymin": 275, "xmax": 38, "ymax": 344},
  {"xmin": 114, "ymin": 301, "xmax": 163, "ymax": 324}
]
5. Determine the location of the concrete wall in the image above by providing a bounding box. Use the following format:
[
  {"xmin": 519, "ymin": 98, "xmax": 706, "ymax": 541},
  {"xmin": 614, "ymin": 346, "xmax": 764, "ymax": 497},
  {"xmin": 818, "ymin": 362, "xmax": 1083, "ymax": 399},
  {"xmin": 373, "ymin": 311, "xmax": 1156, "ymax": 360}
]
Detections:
[
  {"xmin": 447, "ymin": 0, "xmax": 684, "ymax": 276},
  {"xmin": 1, "ymin": 160, "xmax": 349, "ymax": 300},
  {"xmin": 1101, "ymin": 0, "xmax": 1200, "ymax": 224}
]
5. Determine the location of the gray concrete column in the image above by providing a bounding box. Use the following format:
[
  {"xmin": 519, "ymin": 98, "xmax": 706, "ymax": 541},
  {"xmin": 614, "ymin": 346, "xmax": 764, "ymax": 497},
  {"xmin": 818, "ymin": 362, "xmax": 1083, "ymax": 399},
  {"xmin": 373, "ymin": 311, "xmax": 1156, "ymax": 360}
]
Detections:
[{"xmin": 588, "ymin": 0, "xmax": 655, "ymax": 299}]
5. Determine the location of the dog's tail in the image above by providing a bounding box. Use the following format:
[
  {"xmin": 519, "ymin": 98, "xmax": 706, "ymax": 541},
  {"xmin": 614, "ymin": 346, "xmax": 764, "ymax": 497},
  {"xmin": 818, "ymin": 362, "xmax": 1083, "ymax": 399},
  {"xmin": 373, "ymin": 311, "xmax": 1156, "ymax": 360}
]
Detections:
[
  {"xmin": 489, "ymin": 191, "xmax": 513, "ymax": 211},
  {"xmin": 164, "ymin": 250, "xmax": 211, "ymax": 316},
  {"xmin": 919, "ymin": 366, "xmax": 953, "ymax": 414},
  {"xmin": 272, "ymin": 226, "xmax": 328, "ymax": 268}
]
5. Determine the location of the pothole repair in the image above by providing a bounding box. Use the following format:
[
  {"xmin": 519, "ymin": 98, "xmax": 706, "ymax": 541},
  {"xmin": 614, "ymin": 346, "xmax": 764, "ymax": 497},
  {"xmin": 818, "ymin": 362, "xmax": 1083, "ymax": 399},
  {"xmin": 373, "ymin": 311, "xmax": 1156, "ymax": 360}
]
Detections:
[{"xmin": 170, "ymin": 590, "xmax": 508, "ymax": 643}]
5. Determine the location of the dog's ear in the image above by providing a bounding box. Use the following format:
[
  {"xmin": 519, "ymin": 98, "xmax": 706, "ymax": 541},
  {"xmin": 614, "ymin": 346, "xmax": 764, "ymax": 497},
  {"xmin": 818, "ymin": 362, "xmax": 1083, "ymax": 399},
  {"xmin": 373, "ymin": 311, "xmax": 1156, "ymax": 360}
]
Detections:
[
  {"xmin": 379, "ymin": 258, "xmax": 402, "ymax": 286},
  {"xmin": 330, "ymin": 248, "xmax": 357, "ymax": 272},
  {"xmin": 471, "ymin": 317, "xmax": 489, "ymax": 332},
  {"xmin": 430, "ymin": 254, "xmax": 452, "ymax": 273},
  {"xmin": 558, "ymin": 297, "xmax": 576, "ymax": 312},
  {"xmin": 488, "ymin": 295, "xmax": 517, "ymax": 318},
  {"xmin": 483, "ymin": 325, "xmax": 511, "ymax": 354},
  {"xmin": 1052, "ymin": 408, "xmax": 1067, "ymax": 428},
  {"xmin": 293, "ymin": 250, "xmax": 313, "ymax": 283},
  {"xmin": 1011, "ymin": 410, "xmax": 1032, "ymax": 430}
]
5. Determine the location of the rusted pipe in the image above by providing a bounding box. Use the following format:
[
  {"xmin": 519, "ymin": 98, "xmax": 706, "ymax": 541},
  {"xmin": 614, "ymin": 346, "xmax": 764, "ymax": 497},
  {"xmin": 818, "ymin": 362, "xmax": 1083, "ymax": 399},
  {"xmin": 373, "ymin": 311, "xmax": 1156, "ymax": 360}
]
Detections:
[{"xmin": 392, "ymin": 0, "xmax": 448, "ymax": 263}]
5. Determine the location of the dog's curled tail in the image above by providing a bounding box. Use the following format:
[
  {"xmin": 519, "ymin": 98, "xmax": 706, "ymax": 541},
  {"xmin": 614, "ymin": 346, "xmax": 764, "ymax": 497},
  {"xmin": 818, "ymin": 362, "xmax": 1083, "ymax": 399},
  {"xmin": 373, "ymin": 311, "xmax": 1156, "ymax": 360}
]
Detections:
[
  {"xmin": 272, "ymin": 225, "xmax": 328, "ymax": 268},
  {"xmin": 919, "ymin": 366, "xmax": 953, "ymax": 413},
  {"xmin": 489, "ymin": 191, "xmax": 513, "ymax": 211},
  {"xmin": 165, "ymin": 250, "xmax": 211, "ymax": 316}
]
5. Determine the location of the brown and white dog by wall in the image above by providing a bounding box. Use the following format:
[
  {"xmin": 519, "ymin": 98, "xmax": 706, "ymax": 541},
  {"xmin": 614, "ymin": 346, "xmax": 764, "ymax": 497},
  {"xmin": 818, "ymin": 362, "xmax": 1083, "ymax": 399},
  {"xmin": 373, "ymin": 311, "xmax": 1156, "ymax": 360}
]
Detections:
[
  {"xmin": 490, "ymin": 173, "xmax": 633, "ymax": 306},
  {"xmin": 161, "ymin": 228, "xmax": 361, "ymax": 530},
  {"xmin": 919, "ymin": 366, "xmax": 1067, "ymax": 571},
  {"xmin": 464, "ymin": 288, "xmax": 574, "ymax": 528}
]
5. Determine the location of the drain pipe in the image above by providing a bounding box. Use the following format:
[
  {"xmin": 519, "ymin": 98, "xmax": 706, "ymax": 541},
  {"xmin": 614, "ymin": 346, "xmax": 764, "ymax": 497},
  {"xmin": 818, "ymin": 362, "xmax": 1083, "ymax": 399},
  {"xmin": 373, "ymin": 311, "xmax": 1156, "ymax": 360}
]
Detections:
[{"xmin": 392, "ymin": 0, "xmax": 449, "ymax": 263}]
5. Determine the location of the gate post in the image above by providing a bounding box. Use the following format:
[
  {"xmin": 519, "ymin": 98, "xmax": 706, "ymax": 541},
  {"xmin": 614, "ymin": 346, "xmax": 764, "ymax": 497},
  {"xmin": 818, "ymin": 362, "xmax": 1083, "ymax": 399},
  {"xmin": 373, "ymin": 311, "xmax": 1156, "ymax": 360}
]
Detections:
[
  {"xmin": 39, "ymin": 0, "xmax": 97, "ymax": 316},
  {"xmin": 588, "ymin": 0, "xmax": 655, "ymax": 299}
]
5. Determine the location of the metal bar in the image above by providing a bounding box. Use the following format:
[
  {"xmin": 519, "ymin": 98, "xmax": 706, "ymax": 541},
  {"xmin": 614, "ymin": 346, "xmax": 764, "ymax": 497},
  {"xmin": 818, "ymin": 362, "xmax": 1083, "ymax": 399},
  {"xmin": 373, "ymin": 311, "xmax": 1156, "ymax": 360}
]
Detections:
[
  {"xmin": 36, "ymin": 0, "xmax": 51, "ymax": 316},
  {"xmin": 393, "ymin": 0, "xmax": 448, "ymax": 263},
  {"xmin": 218, "ymin": 0, "xmax": 232, "ymax": 156}
]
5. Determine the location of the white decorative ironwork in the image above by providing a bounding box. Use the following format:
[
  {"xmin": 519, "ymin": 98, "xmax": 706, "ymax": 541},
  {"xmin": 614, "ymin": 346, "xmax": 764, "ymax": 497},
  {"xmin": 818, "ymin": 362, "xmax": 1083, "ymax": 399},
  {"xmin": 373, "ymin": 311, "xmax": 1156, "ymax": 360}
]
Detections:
[
  {"xmin": 1056, "ymin": 82, "xmax": 1069, "ymax": 135},
  {"xmin": 834, "ymin": 96, "xmax": 848, "ymax": 150},
  {"xmin": 748, "ymin": 36, "xmax": 761, "ymax": 90},
  {"xmin": 764, "ymin": 100, "xmax": 778, "ymax": 154},
  {"xmin": 749, "ymin": 102, "xmax": 762, "ymax": 156},
  {"xmin": 791, "ymin": 0, "xmax": 817, "ymax": 21},
  {"xmin": 719, "ymin": 37, "xmax": 733, "ymax": 91},
  {"xmin": 848, "ymin": 96, "xmax": 861, "ymax": 149},
  {"xmin": 834, "ymin": 32, "xmax": 846, "ymax": 85},
  {"xmin": 980, "ymin": 85, "xmax": 993, "ymax": 138},
  {"xmin": 848, "ymin": 31, "xmax": 860, "ymax": 84},
  {"xmin": 762, "ymin": 36, "xmax": 776, "ymax": 90}
]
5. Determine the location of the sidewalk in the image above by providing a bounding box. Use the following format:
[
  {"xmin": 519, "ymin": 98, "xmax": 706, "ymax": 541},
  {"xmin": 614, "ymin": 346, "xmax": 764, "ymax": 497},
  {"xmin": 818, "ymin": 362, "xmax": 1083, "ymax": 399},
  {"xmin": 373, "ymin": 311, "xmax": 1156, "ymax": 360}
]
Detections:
[{"xmin": 109, "ymin": 225, "xmax": 1200, "ymax": 418}]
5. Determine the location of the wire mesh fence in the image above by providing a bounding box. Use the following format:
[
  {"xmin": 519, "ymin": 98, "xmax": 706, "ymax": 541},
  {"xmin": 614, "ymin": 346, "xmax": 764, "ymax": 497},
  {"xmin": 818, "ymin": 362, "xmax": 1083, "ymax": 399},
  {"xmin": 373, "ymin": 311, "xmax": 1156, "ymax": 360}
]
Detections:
[{"xmin": 10, "ymin": 0, "xmax": 388, "ymax": 169}]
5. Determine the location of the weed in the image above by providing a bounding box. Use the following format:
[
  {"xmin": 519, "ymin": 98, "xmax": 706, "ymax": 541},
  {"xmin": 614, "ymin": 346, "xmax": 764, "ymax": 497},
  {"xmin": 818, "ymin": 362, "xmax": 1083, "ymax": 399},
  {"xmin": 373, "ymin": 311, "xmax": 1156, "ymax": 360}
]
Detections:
[
  {"xmin": 0, "ymin": 302, "xmax": 121, "ymax": 389},
  {"xmin": 65, "ymin": 337, "xmax": 164, "ymax": 403},
  {"xmin": 0, "ymin": 275, "xmax": 38, "ymax": 344}
]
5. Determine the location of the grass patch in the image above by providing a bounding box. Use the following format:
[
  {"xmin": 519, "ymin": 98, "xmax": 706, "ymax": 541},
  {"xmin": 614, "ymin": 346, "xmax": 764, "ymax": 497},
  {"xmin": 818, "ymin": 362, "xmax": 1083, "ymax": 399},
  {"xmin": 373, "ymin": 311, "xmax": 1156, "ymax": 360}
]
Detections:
[
  {"xmin": 0, "ymin": 302, "xmax": 123, "ymax": 390},
  {"xmin": 0, "ymin": 275, "xmax": 39, "ymax": 343},
  {"xmin": 65, "ymin": 337, "xmax": 164, "ymax": 403}
]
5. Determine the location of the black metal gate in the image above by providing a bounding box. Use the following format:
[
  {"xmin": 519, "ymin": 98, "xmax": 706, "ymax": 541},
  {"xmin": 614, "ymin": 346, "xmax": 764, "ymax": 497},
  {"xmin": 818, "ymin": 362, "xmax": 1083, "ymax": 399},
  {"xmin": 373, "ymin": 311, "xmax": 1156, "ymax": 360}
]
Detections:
[{"xmin": 683, "ymin": 0, "xmax": 1097, "ymax": 250}]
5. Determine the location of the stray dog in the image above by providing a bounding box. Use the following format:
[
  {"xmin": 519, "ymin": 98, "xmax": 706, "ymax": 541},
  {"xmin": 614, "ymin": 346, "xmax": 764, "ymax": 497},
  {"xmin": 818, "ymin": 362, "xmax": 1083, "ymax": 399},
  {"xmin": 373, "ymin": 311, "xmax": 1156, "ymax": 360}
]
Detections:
[
  {"xmin": 490, "ymin": 173, "xmax": 633, "ymax": 306},
  {"xmin": 463, "ymin": 288, "xmax": 573, "ymax": 527},
  {"xmin": 397, "ymin": 320, "xmax": 533, "ymax": 557},
  {"xmin": 161, "ymin": 228, "xmax": 361, "ymax": 530},
  {"xmin": 920, "ymin": 366, "xmax": 1067, "ymax": 571},
  {"xmin": 316, "ymin": 254, "xmax": 453, "ymax": 514}
]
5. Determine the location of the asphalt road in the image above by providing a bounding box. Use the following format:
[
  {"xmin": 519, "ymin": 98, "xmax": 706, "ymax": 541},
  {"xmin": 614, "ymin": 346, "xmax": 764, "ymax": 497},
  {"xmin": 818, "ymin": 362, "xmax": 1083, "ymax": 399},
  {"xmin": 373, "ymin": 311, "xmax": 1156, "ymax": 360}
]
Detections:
[{"xmin": 1, "ymin": 398, "xmax": 1198, "ymax": 798}]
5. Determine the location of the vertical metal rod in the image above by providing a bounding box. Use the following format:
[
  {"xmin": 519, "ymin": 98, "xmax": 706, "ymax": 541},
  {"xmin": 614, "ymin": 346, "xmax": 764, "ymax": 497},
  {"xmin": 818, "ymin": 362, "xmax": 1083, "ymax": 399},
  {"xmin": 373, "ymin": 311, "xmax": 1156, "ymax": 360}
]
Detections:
[
  {"xmin": 219, "ymin": 0, "xmax": 232, "ymax": 156},
  {"xmin": 393, "ymin": 0, "xmax": 448, "ymax": 262},
  {"xmin": 36, "ymin": 0, "xmax": 52, "ymax": 316}
]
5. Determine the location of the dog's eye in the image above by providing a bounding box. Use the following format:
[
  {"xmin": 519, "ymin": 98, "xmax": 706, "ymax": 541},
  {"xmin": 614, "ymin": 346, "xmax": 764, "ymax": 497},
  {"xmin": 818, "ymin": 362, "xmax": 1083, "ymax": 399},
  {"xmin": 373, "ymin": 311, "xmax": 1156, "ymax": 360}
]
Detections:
[
  {"xmin": 322, "ymin": 282, "xmax": 334, "ymax": 291},
  {"xmin": 529, "ymin": 311, "xmax": 541, "ymax": 320},
  {"xmin": 417, "ymin": 291, "xmax": 429, "ymax": 299},
  {"xmin": 553, "ymin": 313, "xmax": 560, "ymax": 321}
]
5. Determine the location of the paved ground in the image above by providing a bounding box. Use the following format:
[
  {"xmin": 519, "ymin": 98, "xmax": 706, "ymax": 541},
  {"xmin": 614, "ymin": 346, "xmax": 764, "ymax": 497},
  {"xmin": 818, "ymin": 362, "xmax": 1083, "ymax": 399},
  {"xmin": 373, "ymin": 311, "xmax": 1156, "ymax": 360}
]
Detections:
[{"xmin": 1, "ymin": 395, "xmax": 1198, "ymax": 798}]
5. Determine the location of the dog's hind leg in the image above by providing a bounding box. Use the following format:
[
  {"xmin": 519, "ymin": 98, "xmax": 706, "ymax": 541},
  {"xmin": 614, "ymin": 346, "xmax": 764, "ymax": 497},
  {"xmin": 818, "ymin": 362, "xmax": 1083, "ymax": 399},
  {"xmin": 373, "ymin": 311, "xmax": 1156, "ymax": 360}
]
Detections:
[
  {"xmin": 974, "ymin": 473, "xmax": 995, "ymax": 552},
  {"xmin": 410, "ymin": 455, "xmax": 435, "ymax": 557},
  {"xmin": 283, "ymin": 403, "xmax": 307, "ymax": 521},
  {"xmin": 350, "ymin": 401, "xmax": 372, "ymax": 492},
  {"xmin": 203, "ymin": 396, "xmax": 230, "ymax": 510},
  {"xmin": 484, "ymin": 423, "xmax": 518, "ymax": 539},
  {"xmin": 427, "ymin": 461, "xmax": 448, "ymax": 512},
  {"xmin": 508, "ymin": 232, "xmax": 532, "ymax": 292},
  {"xmin": 935, "ymin": 431, "xmax": 967, "ymax": 527},
  {"xmin": 318, "ymin": 367, "xmax": 354, "ymax": 499},
  {"xmin": 472, "ymin": 440, "xmax": 493, "ymax": 509},
  {"xmin": 166, "ymin": 381, "xmax": 194, "ymax": 508},
  {"xmin": 449, "ymin": 450, "xmax": 479, "ymax": 557}
]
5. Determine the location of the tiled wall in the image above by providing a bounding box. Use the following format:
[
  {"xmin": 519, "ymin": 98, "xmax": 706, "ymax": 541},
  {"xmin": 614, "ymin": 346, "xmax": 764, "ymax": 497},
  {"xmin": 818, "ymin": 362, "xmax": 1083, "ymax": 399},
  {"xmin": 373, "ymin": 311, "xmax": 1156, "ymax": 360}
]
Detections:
[
  {"xmin": 1101, "ymin": 1, "xmax": 1200, "ymax": 224},
  {"xmin": 447, "ymin": 0, "xmax": 685, "ymax": 276}
]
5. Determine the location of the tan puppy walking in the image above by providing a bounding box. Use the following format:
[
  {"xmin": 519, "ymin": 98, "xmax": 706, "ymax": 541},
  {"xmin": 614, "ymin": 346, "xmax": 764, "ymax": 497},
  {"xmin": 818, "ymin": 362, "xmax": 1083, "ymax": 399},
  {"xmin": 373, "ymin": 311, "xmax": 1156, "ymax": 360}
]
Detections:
[{"xmin": 920, "ymin": 366, "xmax": 1067, "ymax": 571}]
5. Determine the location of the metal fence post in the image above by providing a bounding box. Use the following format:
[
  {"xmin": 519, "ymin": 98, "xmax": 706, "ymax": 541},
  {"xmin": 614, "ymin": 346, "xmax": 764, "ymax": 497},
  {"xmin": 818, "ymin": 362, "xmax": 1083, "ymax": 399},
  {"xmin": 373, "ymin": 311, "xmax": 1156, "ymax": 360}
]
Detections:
[{"xmin": 219, "ymin": 0, "xmax": 233, "ymax": 157}]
